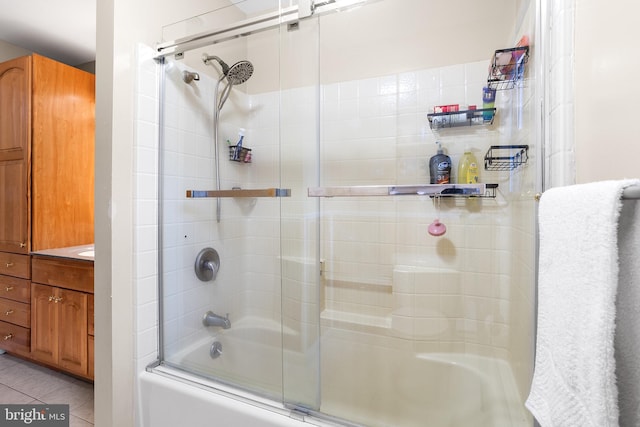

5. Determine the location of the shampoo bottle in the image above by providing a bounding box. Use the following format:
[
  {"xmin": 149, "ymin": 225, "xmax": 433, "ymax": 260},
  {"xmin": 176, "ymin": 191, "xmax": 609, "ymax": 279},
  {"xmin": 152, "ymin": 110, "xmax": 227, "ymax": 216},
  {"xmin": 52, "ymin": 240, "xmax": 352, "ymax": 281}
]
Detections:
[
  {"xmin": 457, "ymin": 147, "xmax": 479, "ymax": 184},
  {"xmin": 429, "ymin": 142, "xmax": 451, "ymax": 184}
]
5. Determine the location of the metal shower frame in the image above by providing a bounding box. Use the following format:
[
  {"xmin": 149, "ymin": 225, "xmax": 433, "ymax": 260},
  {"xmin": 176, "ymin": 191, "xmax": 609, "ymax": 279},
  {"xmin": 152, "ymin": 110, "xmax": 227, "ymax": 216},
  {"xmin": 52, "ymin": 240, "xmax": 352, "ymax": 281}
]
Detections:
[{"xmin": 154, "ymin": 0, "xmax": 369, "ymax": 60}]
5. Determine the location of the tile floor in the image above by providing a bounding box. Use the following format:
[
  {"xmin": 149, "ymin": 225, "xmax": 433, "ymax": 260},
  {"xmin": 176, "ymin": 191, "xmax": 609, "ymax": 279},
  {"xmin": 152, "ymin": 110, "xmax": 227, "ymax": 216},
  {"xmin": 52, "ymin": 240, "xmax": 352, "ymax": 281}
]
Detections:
[{"xmin": 0, "ymin": 352, "xmax": 94, "ymax": 426}]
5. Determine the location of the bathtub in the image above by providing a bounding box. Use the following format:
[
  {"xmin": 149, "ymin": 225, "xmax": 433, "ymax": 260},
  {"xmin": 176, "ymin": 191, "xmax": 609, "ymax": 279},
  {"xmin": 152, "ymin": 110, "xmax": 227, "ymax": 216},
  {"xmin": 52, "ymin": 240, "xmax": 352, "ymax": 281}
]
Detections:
[{"xmin": 139, "ymin": 324, "xmax": 531, "ymax": 427}]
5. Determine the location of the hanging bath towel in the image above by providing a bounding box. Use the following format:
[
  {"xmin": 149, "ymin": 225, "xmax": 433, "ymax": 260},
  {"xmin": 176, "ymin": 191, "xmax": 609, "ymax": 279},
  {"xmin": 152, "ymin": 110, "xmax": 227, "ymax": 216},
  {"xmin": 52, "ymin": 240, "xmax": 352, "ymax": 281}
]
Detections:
[
  {"xmin": 614, "ymin": 193, "xmax": 640, "ymax": 427},
  {"xmin": 525, "ymin": 179, "xmax": 640, "ymax": 427}
]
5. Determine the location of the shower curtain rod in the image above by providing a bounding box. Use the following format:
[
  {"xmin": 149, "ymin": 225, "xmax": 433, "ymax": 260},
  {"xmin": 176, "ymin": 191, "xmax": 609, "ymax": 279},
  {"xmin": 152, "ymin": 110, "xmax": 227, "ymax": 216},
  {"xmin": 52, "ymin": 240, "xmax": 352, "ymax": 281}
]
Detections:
[{"xmin": 154, "ymin": 0, "xmax": 368, "ymax": 59}]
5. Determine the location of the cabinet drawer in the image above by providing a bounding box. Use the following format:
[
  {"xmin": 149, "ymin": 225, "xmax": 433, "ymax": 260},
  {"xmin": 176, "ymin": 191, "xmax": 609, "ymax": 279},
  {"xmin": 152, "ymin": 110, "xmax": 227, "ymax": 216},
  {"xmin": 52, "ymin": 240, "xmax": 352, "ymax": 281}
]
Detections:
[
  {"xmin": 0, "ymin": 299, "xmax": 30, "ymax": 327},
  {"xmin": 31, "ymin": 257, "xmax": 94, "ymax": 293},
  {"xmin": 0, "ymin": 253, "xmax": 30, "ymax": 279},
  {"xmin": 0, "ymin": 320, "xmax": 30, "ymax": 354},
  {"xmin": 0, "ymin": 276, "xmax": 30, "ymax": 303}
]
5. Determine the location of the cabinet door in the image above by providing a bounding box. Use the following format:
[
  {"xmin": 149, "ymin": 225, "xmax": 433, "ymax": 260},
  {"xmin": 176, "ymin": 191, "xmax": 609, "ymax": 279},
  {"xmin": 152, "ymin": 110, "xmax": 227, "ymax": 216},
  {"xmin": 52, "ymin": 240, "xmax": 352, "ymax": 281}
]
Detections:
[
  {"xmin": 57, "ymin": 288, "xmax": 88, "ymax": 376},
  {"xmin": 31, "ymin": 55, "xmax": 95, "ymax": 251},
  {"xmin": 30, "ymin": 283, "xmax": 57, "ymax": 365},
  {"xmin": 0, "ymin": 56, "xmax": 31, "ymax": 254}
]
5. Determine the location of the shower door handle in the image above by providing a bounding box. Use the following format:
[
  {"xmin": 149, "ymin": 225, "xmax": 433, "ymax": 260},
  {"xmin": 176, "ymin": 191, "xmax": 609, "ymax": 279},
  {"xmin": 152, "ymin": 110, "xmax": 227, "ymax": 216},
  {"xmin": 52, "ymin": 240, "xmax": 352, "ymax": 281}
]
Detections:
[{"xmin": 186, "ymin": 188, "xmax": 291, "ymax": 198}]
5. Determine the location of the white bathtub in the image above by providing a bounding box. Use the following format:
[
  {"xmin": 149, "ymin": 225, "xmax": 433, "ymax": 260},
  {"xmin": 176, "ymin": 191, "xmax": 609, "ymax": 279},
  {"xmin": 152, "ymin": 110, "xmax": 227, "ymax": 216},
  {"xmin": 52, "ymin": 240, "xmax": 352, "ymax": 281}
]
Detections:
[
  {"xmin": 162, "ymin": 316, "xmax": 310, "ymax": 400},
  {"xmin": 139, "ymin": 325, "xmax": 531, "ymax": 427}
]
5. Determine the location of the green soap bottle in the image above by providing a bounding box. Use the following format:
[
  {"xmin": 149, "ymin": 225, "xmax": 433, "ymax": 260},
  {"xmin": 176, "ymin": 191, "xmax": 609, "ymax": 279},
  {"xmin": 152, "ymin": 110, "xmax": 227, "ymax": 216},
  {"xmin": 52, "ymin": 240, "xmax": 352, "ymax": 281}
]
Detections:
[{"xmin": 457, "ymin": 148, "xmax": 479, "ymax": 184}]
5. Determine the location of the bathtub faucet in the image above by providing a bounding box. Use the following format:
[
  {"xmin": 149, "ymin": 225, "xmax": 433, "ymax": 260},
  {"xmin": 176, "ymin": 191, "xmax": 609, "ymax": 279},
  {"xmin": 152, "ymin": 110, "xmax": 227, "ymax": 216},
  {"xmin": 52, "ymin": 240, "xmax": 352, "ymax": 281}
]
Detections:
[{"xmin": 203, "ymin": 311, "xmax": 231, "ymax": 329}]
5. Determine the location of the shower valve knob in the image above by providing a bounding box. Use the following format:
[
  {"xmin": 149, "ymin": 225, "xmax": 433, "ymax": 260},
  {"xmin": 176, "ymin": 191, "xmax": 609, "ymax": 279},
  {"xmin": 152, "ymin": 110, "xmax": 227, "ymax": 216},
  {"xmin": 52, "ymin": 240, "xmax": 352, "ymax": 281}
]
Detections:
[{"xmin": 195, "ymin": 247, "xmax": 220, "ymax": 282}]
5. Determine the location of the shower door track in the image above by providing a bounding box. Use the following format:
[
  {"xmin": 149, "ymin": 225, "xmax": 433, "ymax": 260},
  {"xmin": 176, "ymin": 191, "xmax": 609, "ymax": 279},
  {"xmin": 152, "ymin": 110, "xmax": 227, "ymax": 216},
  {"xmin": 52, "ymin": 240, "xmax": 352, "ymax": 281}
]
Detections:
[{"xmin": 155, "ymin": 0, "xmax": 370, "ymax": 59}]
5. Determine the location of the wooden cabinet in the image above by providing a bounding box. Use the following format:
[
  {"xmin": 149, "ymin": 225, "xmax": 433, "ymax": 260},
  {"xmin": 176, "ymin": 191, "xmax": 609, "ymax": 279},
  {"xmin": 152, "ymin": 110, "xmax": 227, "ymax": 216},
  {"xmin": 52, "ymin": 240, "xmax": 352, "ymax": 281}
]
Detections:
[
  {"xmin": 30, "ymin": 255, "xmax": 94, "ymax": 380},
  {"xmin": 0, "ymin": 54, "xmax": 94, "ymax": 254},
  {"xmin": 0, "ymin": 275, "xmax": 31, "ymax": 355},
  {"xmin": 0, "ymin": 54, "xmax": 94, "ymax": 362},
  {"xmin": 0, "ymin": 256, "xmax": 32, "ymax": 356}
]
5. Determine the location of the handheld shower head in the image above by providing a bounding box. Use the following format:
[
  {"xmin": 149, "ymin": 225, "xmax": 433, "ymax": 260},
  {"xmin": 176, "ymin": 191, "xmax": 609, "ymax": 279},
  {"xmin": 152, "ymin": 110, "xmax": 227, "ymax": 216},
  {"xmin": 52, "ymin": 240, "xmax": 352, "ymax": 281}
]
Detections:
[
  {"xmin": 202, "ymin": 54, "xmax": 253, "ymax": 85},
  {"xmin": 202, "ymin": 54, "xmax": 230, "ymax": 75},
  {"xmin": 226, "ymin": 60, "xmax": 254, "ymax": 85}
]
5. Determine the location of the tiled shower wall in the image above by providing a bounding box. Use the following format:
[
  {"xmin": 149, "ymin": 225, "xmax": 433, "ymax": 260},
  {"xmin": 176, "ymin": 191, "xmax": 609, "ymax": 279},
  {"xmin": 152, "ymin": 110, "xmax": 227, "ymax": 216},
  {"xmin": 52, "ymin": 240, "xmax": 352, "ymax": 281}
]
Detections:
[{"xmin": 318, "ymin": 54, "xmax": 536, "ymax": 363}]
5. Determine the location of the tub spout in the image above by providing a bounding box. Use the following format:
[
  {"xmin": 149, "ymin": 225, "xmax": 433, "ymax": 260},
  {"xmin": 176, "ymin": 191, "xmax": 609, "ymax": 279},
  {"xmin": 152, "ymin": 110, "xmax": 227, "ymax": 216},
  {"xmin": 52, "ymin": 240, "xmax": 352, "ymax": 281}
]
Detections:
[{"xmin": 203, "ymin": 311, "xmax": 231, "ymax": 329}]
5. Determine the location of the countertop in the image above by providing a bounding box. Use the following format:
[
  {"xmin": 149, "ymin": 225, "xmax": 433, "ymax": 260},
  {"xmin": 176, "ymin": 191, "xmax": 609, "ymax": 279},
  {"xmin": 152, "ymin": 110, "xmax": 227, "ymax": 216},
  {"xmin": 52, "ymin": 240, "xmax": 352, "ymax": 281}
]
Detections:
[{"xmin": 31, "ymin": 244, "xmax": 95, "ymax": 262}]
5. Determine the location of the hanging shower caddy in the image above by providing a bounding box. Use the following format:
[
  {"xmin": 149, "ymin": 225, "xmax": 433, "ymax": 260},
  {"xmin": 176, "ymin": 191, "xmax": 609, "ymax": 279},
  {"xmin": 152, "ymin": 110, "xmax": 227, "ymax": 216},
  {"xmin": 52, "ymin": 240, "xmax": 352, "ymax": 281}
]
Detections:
[
  {"xmin": 228, "ymin": 145, "xmax": 252, "ymax": 163},
  {"xmin": 484, "ymin": 145, "xmax": 529, "ymax": 171},
  {"xmin": 427, "ymin": 107, "xmax": 496, "ymax": 130},
  {"xmin": 487, "ymin": 46, "xmax": 529, "ymax": 90}
]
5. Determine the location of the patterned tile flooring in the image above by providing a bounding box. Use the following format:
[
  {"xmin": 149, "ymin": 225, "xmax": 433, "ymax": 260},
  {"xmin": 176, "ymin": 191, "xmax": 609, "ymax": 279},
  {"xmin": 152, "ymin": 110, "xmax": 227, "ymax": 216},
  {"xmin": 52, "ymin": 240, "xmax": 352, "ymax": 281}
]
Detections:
[{"xmin": 0, "ymin": 353, "xmax": 94, "ymax": 426}]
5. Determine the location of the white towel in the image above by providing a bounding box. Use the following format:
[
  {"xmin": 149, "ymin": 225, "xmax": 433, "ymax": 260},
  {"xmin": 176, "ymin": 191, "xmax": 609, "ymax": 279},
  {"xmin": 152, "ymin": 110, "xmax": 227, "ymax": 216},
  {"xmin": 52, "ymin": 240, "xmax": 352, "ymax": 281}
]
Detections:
[
  {"xmin": 615, "ymin": 196, "xmax": 640, "ymax": 427},
  {"xmin": 526, "ymin": 179, "xmax": 640, "ymax": 427}
]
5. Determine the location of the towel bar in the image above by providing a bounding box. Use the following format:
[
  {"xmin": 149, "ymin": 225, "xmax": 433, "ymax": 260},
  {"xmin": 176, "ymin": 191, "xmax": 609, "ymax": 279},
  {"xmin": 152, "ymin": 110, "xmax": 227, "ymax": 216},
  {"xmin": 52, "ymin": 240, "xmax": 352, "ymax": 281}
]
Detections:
[{"xmin": 622, "ymin": 186, "xmax": 640, "ymax": 200}]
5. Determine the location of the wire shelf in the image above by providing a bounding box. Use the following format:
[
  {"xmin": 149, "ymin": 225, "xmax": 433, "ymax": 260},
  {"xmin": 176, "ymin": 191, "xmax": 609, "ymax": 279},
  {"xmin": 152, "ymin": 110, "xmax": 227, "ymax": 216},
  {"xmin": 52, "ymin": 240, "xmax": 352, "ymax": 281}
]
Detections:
[
  {"xmin": 229, "ymin": 145, "xmax": 252, "ymax": 163},
  {"xmin": 487, "ymin": 46, "xmax": 529, "ymax": 90},
  {"xmin": 484, "ymin": 145, "xmax": 529, "ymax": 171},
  {"xmin": 427, "ymin": 108, "xmax": 496, "ymax": 130}
]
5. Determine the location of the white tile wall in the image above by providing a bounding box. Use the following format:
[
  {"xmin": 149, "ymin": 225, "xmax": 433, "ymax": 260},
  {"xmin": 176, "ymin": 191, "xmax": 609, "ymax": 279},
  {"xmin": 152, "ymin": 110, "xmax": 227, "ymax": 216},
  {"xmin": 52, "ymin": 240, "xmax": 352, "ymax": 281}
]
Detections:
[{"xmin": 547, "ymin": 0, "xmax": 576, "ymax": 188}]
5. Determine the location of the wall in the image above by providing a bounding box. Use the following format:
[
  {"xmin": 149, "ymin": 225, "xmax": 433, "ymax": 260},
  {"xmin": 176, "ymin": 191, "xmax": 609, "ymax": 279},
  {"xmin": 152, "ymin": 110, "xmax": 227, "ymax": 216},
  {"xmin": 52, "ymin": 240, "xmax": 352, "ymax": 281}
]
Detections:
[
  {"xmin": 545, "ymin": 0, "xmax": 576, "ymax": 188},
  {"xmin": 0, "ymin": 40, "xmax": 31, "ymax": 62},
  {"xmin": 95, "ymin": 1, "xmax": 243, "ymax": 426},
  {"xmin": 573, "ymin": 0, "xmax": 640, "ymax": 183}
]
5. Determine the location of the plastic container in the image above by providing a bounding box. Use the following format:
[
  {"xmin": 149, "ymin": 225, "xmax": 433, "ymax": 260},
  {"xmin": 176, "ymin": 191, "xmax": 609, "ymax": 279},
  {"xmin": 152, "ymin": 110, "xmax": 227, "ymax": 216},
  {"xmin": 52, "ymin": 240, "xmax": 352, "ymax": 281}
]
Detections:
[
  {"xmin": 429, "ymin": 142, "xmax": 451, "ymax": 184},
  {"xmin": 457, "ymin": 148, "xmax": 479, "ymax": 184},
  {"xmin": 482, "ymin": 87, "xmax": 496, "ymax": 122}
]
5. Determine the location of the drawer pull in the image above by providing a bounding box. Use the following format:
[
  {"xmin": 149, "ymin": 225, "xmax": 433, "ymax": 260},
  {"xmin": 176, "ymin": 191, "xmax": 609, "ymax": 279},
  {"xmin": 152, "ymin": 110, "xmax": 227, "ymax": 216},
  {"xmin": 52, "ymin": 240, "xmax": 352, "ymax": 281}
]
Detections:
[
  {"xmin": 20, "ymin": 243, "xmax": 26, "ymax": 248},
  {"xmin": 49, "ymin": 296, "xmax": 63, "ymax": 303},
  {"xmin": 5, "ymin": 286, "xmax": 13, "ymax": 292},
  {"xmin": 5, "ymin": 310, "xmax": 13, "ymax": 316},
  {"xmin": 55, "ymin": 297, "xmax": 63, "ymax": 303},
  {"xmin": 48, "ymin": 295, "xmax": 55, "ymax": 302},
  {"xmin": 3, "ymin": 333, "xmax": 13, "ymax": 341},
  {"xmin": 5, "ymin": 262, "xmax": 13, "ymax": 268}
]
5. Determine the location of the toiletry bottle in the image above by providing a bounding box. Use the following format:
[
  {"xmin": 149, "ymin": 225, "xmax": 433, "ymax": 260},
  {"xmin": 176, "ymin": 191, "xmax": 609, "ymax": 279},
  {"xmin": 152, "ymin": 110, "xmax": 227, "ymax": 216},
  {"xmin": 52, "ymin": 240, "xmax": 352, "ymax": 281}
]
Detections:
[
  {"xmin": 429, "ymin": 142, "xmax": 451, "ymax": 184},
  {"xmin": 457, "ymin": 146, "xmax": 479, "ymax": 184},
  {"xmin": 233, "ymin": 128, "xmax": 245, "ymax": 161},
  {"xmin": 482, "ymin": 87, "xmax": 496, "ymax": 122}
]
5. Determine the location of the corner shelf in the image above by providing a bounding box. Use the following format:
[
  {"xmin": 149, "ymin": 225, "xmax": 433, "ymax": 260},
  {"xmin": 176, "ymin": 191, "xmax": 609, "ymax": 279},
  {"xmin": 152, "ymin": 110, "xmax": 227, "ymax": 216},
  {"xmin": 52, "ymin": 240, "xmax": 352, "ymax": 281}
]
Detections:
[
  {"xmin": 427, "ymin": 108, "xmax": 496, "ymax": 130},
  {"xmin": 484, "ymin": 145, "xmax": 529, "ymax": 171},
  {"xmin": 308, "ymin": 183, "xmax": 498, "ymax": 198},
  {"xmin": 487, "ymin": 46, "xmax": 529, "ymax": 90}
]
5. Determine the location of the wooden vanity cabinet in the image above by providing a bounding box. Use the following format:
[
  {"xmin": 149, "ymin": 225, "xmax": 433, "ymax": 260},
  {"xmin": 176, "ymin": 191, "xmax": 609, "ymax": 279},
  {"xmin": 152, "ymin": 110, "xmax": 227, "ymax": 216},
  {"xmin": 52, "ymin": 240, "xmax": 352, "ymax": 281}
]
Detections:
[
  {"xmin": 30, "ymin": 256, "xmax": 94, "ymax": 380},
  {"xmin": 0, "ymin": 54, "xmax": 94, "ymax": 360},
  {"xmin": 0, "ymin": 275, "xmax": 31, "ymax": 356},
  {"xmin": 0, "ymin": 255, "xmax": 31, "ymax": 356}
]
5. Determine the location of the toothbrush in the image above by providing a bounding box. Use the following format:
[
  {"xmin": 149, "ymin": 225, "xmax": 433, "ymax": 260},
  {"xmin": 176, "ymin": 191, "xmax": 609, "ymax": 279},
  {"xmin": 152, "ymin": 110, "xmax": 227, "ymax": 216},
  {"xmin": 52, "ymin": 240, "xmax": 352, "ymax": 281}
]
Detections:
[{"xmin": 234, "ymin": 128, "xmax": 245, "ymax": 161}]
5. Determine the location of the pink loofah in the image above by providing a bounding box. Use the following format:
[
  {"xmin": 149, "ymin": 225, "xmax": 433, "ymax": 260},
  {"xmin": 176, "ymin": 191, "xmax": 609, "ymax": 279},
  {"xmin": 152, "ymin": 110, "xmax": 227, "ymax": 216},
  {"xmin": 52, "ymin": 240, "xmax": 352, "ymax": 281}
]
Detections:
[{"xmin": 428, "ymin": 219, "xmax": 446, "ymax": 237}]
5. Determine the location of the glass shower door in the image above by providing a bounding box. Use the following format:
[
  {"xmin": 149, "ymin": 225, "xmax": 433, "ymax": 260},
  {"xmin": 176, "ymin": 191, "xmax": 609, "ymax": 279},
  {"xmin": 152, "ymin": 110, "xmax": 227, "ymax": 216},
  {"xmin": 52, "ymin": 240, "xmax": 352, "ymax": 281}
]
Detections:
[{"xmin": 156, "ymin": 0, "xmax": 322, "ymax": 409}]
